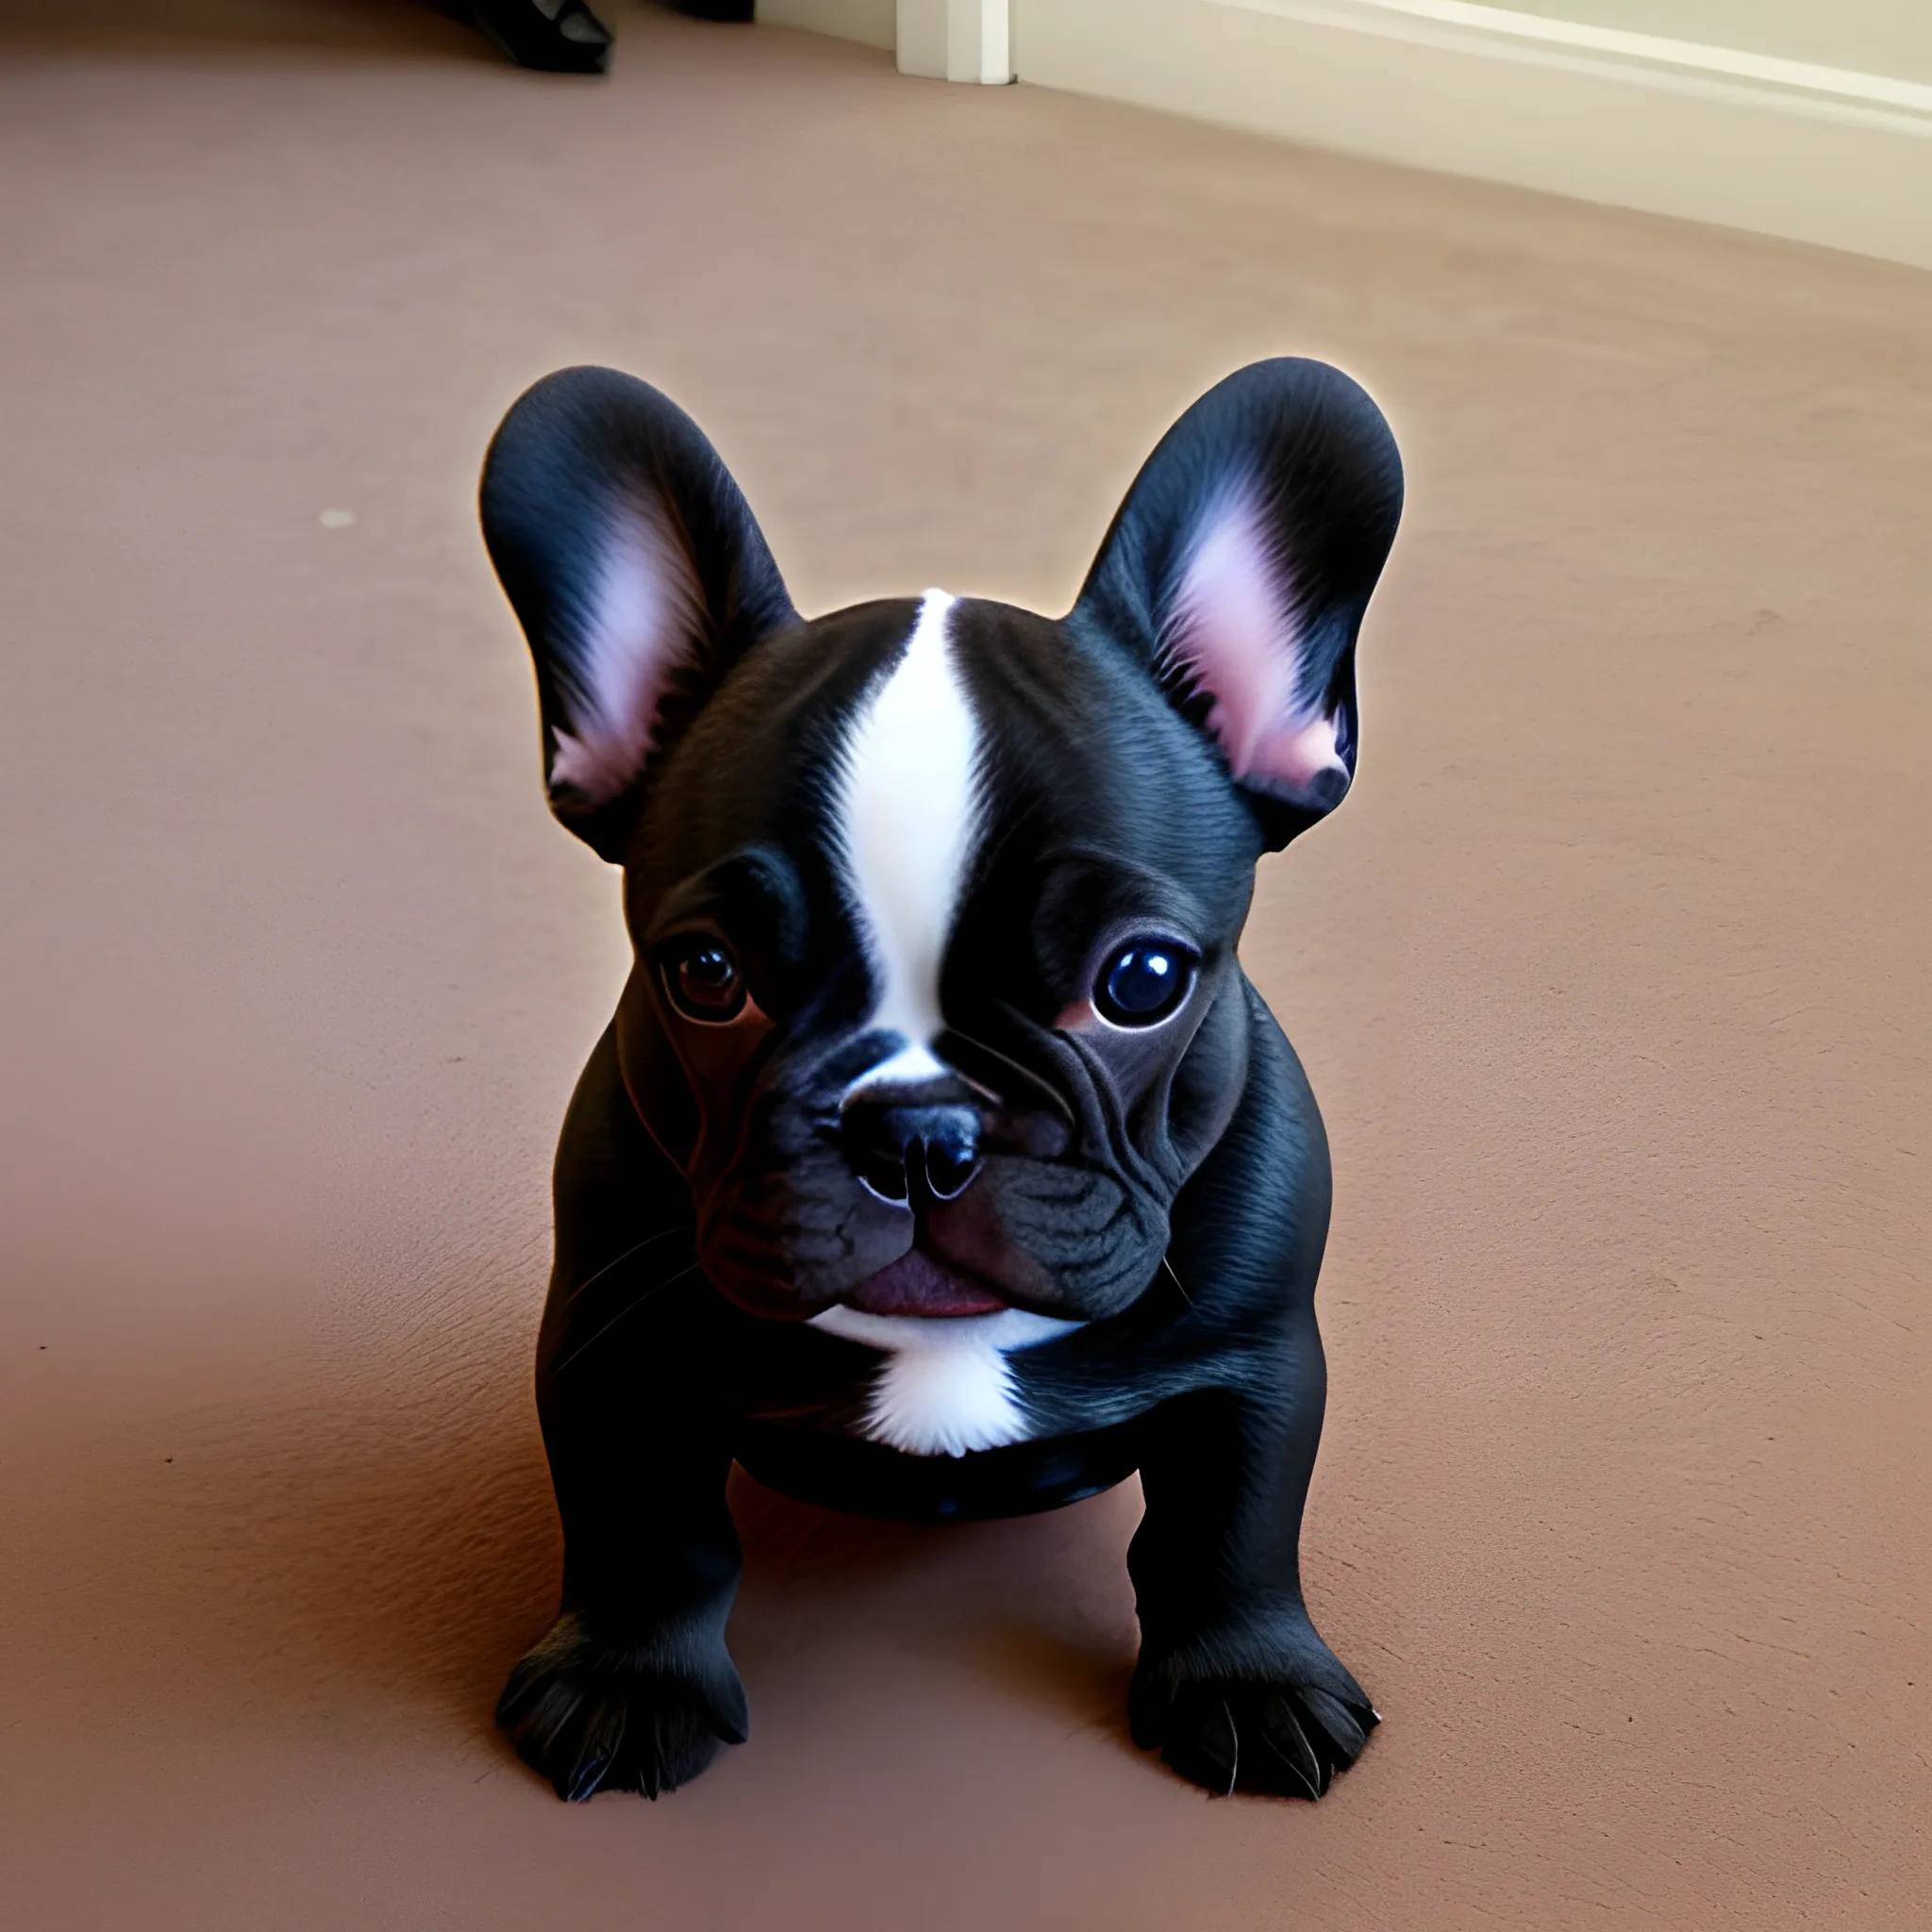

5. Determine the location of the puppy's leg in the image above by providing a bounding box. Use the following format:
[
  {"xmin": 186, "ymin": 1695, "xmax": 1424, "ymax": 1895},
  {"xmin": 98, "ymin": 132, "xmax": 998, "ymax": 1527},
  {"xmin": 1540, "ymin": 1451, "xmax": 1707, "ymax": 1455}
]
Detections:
[
  {"xmin": 1126, "ymin": 1370, "xmax": 1376, "ymax": 1798},
  {"xmin": 498, "ymin": 1412, "xmax": 744, "ymax": 1802},
  {"xmin": 497, "ymin": 1028, "xmax": 747, "ymax": 1801},
  {"xmin": 1126, "ymin": 998, "xmax": 1377, "ymax": 1798}
]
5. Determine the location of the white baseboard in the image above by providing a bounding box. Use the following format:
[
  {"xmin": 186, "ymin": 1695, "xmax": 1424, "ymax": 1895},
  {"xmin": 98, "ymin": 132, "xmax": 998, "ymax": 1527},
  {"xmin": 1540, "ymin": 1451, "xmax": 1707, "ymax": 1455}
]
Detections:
[
  {"xmin": 896, "ymin": 0, "xmax": 1011, "ymax": 83},
  {"xmin": 758, "ymin": 0, "xmax": 1932, "ymax": 269}
]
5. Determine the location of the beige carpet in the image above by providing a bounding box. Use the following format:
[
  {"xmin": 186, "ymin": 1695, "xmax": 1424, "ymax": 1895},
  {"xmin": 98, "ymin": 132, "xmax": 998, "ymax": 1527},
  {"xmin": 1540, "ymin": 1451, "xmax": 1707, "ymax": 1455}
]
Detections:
[{"xmin": 2, "ymin": 5, "xmax": 1926, "ymax": 1925}]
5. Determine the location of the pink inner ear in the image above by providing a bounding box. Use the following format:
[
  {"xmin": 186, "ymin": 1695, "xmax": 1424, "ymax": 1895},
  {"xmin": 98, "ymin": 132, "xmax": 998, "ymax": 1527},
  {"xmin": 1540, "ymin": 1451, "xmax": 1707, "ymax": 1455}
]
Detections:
[
  {"xmin": 547, "ymin": 501, "xmax": 704, "ymax": 806},
  {"xmin": 1170, "ymin": 491, "xmax": 1350, "ymax": 804}
]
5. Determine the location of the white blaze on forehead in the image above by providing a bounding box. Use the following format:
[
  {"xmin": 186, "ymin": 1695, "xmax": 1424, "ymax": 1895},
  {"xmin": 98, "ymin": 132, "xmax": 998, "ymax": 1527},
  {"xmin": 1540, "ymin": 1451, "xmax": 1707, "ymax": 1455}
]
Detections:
[{"xmin": 835, "ymin": 590, "xmax": 979, "ymax": 1070}]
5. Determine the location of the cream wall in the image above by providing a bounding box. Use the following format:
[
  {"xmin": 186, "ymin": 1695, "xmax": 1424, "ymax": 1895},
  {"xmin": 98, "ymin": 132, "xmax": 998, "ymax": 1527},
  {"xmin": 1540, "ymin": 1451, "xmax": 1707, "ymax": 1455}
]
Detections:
[
  {"xmin": 755, "ymin": 0, "xmax": 1932, "ymax": 87},
  {"xmin": 757, "ymin": 0, "xmax": 894, "ymax": 51},
  {"xmin": 1506, "ymin": 2, "xmax": 1932, "ymax": 85},
  {"xmin": 753, "ymin": 0, "xmax": 1932, "ymax": 270}
]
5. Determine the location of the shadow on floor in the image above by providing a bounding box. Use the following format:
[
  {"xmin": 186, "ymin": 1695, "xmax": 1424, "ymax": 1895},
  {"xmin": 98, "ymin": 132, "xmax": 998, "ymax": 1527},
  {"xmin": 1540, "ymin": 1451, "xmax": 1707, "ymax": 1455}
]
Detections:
[{"xmin": 22, "ymin": 1335, "xmax": 1141, "ymax": 1789}]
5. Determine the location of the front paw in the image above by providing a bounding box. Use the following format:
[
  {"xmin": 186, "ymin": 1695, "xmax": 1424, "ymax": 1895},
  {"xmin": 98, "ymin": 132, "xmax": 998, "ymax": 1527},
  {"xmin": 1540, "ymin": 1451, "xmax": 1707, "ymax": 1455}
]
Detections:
[
  {"xmin": 1129, "ymin": 1635, "xmax": 1377, "ymax": 1799},
  {"xmin": 496, "ymin": 1610, "xmax": 749, "ymax": 1801}
]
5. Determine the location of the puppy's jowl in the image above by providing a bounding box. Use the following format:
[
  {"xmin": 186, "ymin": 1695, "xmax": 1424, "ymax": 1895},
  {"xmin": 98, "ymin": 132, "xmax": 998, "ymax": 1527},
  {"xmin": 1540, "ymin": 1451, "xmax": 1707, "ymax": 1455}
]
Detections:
[{"xmin": 480, "ymin": 360, "xmax": 1402, "ymax": 1801}]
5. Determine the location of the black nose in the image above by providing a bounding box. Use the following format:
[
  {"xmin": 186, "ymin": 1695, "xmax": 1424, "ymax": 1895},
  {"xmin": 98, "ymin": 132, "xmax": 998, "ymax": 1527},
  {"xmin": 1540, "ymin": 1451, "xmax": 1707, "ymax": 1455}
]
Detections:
[{"xmin": 841, "ymin": 1102, "xmax": 981, "ymax": 1206}]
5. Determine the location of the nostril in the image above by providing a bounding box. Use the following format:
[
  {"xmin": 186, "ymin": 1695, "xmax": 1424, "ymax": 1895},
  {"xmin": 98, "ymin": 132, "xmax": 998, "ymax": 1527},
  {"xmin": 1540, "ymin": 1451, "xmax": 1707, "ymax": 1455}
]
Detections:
[
  {"xmin": 854, "ymin": 1148, "xmax": 911, "ymax": 1204},
  {"xmin": 843, "ymin": 1105, "xmax": 912, "ymax": 1204},
  {"xmin": 921, "ymin": 1137, "xmax": 979, "ymax": 1202}
]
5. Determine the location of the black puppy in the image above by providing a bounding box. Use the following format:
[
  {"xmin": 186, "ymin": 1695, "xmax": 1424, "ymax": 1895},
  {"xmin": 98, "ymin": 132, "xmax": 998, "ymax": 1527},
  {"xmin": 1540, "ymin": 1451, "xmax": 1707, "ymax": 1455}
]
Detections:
[{"xmin": 479, "ymin": 359, "xmax": 1403, "ymax": 1802}]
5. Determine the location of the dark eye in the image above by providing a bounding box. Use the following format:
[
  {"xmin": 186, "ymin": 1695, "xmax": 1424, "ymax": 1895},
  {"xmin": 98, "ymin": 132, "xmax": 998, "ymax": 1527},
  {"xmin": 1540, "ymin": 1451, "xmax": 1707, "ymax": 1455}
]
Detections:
[
  {"xmin": 1094, "ymin": 941, "xmax": 1194, "ymax": 1027},
  {"xmin": 660, "ymin": 937, "xmax": 746, "ymax": 1024}
]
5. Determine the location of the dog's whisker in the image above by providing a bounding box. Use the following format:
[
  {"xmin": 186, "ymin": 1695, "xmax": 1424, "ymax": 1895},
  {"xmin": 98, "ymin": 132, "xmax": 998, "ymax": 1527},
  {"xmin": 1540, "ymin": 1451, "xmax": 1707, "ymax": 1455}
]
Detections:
[
  {"xmin": 558, "ymin": 1224, "xmax": 698, "ymax": 1311},
  {"xmin": 551, "ymin": 1260, "xmax": 705, "ymax": 1377},
  {"xmin": 1160, "ymin": 1253, "xmax": 1195, "ymax": 1309}
]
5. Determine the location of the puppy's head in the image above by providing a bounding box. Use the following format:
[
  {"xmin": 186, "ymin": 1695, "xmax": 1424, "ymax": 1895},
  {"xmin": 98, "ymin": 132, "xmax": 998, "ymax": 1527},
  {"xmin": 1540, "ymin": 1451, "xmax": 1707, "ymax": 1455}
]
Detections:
[{"xmin": 481, "ymin": 361, "xmax": 1401, "ymax": 1329}]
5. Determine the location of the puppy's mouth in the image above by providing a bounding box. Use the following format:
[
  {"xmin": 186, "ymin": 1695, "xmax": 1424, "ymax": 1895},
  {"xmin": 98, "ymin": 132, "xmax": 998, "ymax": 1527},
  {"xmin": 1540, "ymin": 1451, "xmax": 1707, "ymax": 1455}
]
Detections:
[{"xmin": 840, "ymin": 1248, "xmax": 1008, "ymax": 1319}]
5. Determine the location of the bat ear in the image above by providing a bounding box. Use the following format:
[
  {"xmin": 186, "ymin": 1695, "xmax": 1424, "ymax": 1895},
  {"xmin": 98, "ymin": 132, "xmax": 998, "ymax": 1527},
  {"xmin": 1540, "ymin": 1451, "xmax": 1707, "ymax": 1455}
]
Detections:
[
  {"xmin": 479, "ymin": 367, "xmax": 797, "ymax": 860},
  {"xmin": 1072, "ymin": 358, "xmax": 1403, "ymax": 850}
]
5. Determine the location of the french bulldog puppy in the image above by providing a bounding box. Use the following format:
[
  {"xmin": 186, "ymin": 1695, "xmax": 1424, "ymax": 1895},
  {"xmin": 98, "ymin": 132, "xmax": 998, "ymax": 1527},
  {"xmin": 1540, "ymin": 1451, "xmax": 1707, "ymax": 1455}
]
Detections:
[{"xmin": 479, "ymin": 358, "xmax": 1402, "ymax": 1803}]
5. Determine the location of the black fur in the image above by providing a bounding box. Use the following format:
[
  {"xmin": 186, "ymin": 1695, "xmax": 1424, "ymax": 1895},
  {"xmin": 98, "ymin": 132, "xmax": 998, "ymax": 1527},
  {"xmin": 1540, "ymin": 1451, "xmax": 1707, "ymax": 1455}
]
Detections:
[{"xmin": 478, "ymin": 361, "xmax": 1402, "ymax": 1800}]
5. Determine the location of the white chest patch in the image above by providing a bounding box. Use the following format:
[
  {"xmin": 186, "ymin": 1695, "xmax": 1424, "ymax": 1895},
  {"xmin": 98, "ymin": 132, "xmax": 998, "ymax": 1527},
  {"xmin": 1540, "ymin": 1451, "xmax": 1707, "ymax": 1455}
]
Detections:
[
  {"xmin": 834, "ymin": 590, "xmax": 979, "ymax": 1076},
  {"xmin": 810, "ymin": 1307, "xmax": 1083, "ymax": 1457}
]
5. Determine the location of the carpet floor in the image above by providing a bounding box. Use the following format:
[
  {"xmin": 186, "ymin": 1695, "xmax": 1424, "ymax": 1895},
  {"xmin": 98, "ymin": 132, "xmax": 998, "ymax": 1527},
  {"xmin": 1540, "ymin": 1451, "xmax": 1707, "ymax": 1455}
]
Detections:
[{"xmin": 1, "ymin": 5, "xmax": 1926, "ymax": 1926}]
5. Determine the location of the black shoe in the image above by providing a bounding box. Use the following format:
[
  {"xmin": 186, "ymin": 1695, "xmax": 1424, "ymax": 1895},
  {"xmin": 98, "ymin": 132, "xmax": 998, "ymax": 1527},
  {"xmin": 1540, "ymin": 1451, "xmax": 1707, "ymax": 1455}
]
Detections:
[{"xmin": 463, "ymin": 0, "xmax": 613, "ymax": 74}]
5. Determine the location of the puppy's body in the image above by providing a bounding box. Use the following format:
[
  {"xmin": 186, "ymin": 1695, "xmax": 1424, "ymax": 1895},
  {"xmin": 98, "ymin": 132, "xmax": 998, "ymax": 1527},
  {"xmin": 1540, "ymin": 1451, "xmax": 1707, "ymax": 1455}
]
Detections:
[{"xmin": 481, "ymin": 362, "xmax": 1402, "ymax": 1802}]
